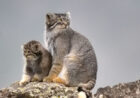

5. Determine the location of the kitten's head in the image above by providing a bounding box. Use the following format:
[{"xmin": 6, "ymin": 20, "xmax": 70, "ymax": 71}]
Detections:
[
  {"xmin": 46, "ymin": 12, "xmax": 71, "ymax": 32},
  {"xmin": 22, "ymin": 40, "xmax": 42, "ymax": 61}
]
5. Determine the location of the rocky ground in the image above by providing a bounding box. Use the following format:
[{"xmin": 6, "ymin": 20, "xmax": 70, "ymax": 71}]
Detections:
[
  {"xmin": 0, "ymin": 82, "xmax": 78, "ymax": 98},
  {"xmin": 0, "ymin": 80, "xmax": 140, "ymax": 98},
  {"xmin": 94, "ymin": 80, "xmax": 140, "ymax": 98}
]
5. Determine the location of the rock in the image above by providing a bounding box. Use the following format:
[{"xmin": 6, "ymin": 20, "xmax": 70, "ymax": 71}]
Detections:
[
  {"xmin": 0, "ymin": 81, "xmax": 78, "ymax": 98},
  {"xmin": 94, "ymin": 80, "xmax": 140, "ymax": 98},
  {"xmin": 0, "ymin": 80, "xmax": 140, "ymax": 98}
]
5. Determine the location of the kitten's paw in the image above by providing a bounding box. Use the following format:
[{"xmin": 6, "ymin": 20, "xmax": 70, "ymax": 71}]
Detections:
[
  {"xmin": 31, "ymin": 74, "xmax": 41, "ymax": 82},
  {"xmin": 31, "ymin": 77, "xmax": 40, "ymax": 82},
  {"xmin": 43, "ymin": 76, "xmax": 53, "ymax": 82},
  {"xmin": 19, "ymin": 81, "xmax": 29, "ymax": 86}
]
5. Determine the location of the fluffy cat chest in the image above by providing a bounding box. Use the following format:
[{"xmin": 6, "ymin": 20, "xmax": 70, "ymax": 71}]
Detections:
[{"xmin": 46, "ymin": 38, "xmax": 55, "ymax": 56}]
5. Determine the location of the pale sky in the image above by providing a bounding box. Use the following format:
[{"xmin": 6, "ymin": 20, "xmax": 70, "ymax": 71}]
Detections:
[{"xmin": 0, "ymin": 0, "xmax": 140, "ymax": 92}]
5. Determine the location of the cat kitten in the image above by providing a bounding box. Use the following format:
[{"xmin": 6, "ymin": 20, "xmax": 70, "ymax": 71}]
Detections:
[
  {"xmin": 44, "ymin": 12, "xmax": 97, "ymax": 93},
  {"xmin": 19, "ymin": 40, "xmax": 52, "ymax": 86}
]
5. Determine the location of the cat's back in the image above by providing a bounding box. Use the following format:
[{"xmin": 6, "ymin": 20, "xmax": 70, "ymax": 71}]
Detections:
[{"xmin": 68, "ymin": 28, "xmax": 94, "ymax": 55}]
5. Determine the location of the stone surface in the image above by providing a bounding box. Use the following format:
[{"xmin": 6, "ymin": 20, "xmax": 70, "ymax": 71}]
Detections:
[
  {"xmin": 0, "ymin": 82, "xmax": 78, "ymax": 98},
  {"xmin": 0, "ymin": 80, "xmax": 140, "ymax": 98},
  {"xmin": 94, "ymin": 80, "xmax": 140, "ymax": 98}
]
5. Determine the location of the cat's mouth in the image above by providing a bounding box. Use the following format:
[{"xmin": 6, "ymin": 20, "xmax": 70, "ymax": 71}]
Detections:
[{"xmin": 49, "ymin": 22, "xmax": 59, "ymax": 29}]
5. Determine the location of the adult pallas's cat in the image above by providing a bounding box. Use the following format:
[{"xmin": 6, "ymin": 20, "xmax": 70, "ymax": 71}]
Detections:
[{"xmin": 43, "ymin": 12, "xmax": 97, "ymax": 92}]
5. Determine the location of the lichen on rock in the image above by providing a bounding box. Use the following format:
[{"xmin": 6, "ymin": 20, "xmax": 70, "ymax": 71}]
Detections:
[
  {"xmin": 0, "ymin": 80, "xmax": 140, "ymax": 98},
  {"xmin": 0, "ymin": 81, "xmax": 78, "ymax": 98},
  {"xmin": 94, "ymin": 80, "xmax": 140, "ymax": 98}
]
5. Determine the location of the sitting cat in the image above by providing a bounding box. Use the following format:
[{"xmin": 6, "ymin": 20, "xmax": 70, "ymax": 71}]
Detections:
[
  {"xmin": 43, "ymin": 12, "xmax": 97, "ymax": 92},
  {"xmin": 19, "ymin": 40, "xmax": 52, "ymax": 86}
]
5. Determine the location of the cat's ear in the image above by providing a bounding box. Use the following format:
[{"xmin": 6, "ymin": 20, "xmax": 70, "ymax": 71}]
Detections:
[
  {"xmin": 46, "ymin": 13, "xmax": 56, "ymax": 20},
  {"xmin": 66, "ymin": 12, "xmax": 71, "ymax": 19}
]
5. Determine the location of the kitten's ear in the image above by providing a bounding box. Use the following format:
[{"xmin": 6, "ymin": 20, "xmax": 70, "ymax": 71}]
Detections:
[
  {"xmin": 21, "ymin": 44, "xmax": 24, "ymax": 49},
  {"xmin": 66, "ymin": 12, "xmax": 71, "ymax": 19},
  {"xmin": 35, "ymin": 44, "xmax": 39, "ymax": 50},
  {"xmin": 34, "ymin": 44, "xmax": 41, "ymax": 52}
]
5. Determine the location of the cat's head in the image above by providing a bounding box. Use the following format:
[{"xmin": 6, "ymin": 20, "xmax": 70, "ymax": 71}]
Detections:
[
  {"xmin": 46, "ymin": 12, "xmax": 71, "ymax": 32},
  {"xmin": 22, "ymin": 40, "xmax": 42, "ymax": 61}
]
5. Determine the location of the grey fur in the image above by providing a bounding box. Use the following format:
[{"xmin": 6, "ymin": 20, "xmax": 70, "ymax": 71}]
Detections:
[
  {"xmin": 45, "ymin": 13, "xmax": 97, "ymax": 91},
  {"xmin": 20, "ymin": 40, "xmax": 52, "ymax": 86}
]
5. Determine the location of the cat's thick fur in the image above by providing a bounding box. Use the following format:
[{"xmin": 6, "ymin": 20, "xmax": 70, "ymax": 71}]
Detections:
[
  {"xmin": 19, "ymin": 40, "xmax": 52, "ymax": 86},
  {"xmin": 44, "ymin": 12, "xmax": 97, "ymax": 92}
]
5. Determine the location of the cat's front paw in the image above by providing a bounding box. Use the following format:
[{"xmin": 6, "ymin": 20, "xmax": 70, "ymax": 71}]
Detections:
[
  {"xmin": 43, "ymin": 76, "xmax": 53, "ymax": 82},
  {"xmin": 53, "ymin": 77, "xmax": 66, "ymax": 85}
]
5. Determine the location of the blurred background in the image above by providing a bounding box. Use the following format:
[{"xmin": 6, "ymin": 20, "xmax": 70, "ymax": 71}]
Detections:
[{"xmin": 0, "ymin": 0, "xmax": 140, "ymax": 92}]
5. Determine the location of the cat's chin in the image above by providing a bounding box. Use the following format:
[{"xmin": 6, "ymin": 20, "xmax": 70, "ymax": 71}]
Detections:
[{"xmin": 51, "ymin": 27, "xmax": 69, "ymax": 34}]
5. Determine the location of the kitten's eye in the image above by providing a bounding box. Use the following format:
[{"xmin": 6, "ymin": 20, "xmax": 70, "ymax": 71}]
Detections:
[{"xmin": 27, "ymin": 50, "xmax": 31, "ymax": 53}]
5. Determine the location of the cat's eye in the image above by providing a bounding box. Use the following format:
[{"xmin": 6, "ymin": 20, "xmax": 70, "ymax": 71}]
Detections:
[
  {"xmin": 62, "ymin": 17, "xmax": 65, "ymax": 20},
  {"xmin": 58, "ymin": 18, "xmax": 63, "ymax": 21}
]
